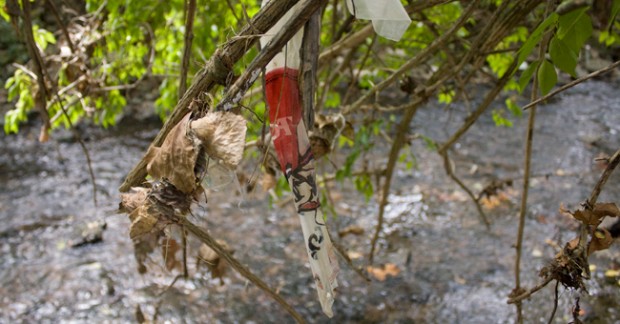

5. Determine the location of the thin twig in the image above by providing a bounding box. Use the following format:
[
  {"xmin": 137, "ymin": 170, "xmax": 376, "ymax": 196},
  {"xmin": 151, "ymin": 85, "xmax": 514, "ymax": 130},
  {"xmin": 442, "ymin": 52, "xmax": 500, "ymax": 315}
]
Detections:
[
  {"xmin": 514, "ymin": 2, "xmax": 555, "ymax": 321},
  {"xmin": 368, "ymin": 97, "xmax": 423, "ymax": 264},
  {"xmin": 178, "ymin": 217, "xmax": 305, "ymax": 323},
  {"xmin": 523, "ymin": 60, "xmax": 620, "ymax": 110},
  {"xmin": 299, "ymin": 8, "xmax": 321, "ymax": 128},
  {"xmin": 341, "ymin": 35, "xmax": 376, "ymax": 106},
  {"xmin": 507, "ymin": 276, "xmax": 554, "ymax": 304},
  {"xmin": 46, "ymin": 0, "xmax": 75, "ymax": 53},
  {"xmin": 21, "ymin": 0, "xmax": 98, "ymax": 206},
  {"xmin": 576, "ymin": 147, "xmax": 620, "ymax": 262},
  {"xmin": 326, "ymin": 230, "xmax": 371, "ymax": 282},
  {"xmin": 586, "ymin": 147, "xmax": 620, "ymax": 208},
  {"xmin": 20, "ymin": 0, "xmax": 51, "ymax": 139},
  {"xmin": 547, "ymin": 280, "xmax": 560, "ymax": 324},
  {"xmin": 182, "ymin": 226, "xmax": 189, "ymax": 279},
  {"xmin": 441, "ymin": 151, "xmax": 490, "ymax": 228},
  {"xmin": 179, "ymin": 0, "xmax": 197, "ymax": 98}
]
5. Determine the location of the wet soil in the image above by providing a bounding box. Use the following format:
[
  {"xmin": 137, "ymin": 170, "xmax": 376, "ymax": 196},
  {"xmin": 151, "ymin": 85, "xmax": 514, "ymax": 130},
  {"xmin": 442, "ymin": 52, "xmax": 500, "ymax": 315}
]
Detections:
[{"xmin": 1, "ymin": 79, "xmax": 619, "ymax": 323}]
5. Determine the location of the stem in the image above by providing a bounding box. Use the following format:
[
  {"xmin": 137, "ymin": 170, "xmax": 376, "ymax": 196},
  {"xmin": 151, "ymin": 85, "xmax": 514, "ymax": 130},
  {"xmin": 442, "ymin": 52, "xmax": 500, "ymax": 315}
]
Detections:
[
  {"xmin": 586, "ymin": 147, "xmax": 620, "ymax": 208},
  {"xmin": 368, "ymin": 98, "xmax": 423, "ymax": 264},
  {"xmin": 507, "ymin": 277, "xmax": 554, "ymax": 304},
  {"xmin": 547, "ymin": 280, "xmax": 560, "ymax": 324},
  {"xmin": 22, "ymin": 0, "xmax": 98, "ymax": 206},
  {"xmin": 179, "ymin": 0, "xmax": 197, "ymax": 98},
  {"xmin": 327, "ymin": 230, "xmax": 371, "ymax": 282},
  {"xmin": 46, "ymin": 0, "xmax": 75, "ymax": 53},
  {"xmin": 20, "ymin": 0, "xmax": 51, "ymax": 136},
  {"xmin": 300, "ymin": 9, "xmax": 321, "ymax": 128},
  {"xmin": 441, "ymin": 151, "xmax": 490, "ymax": 228},
  {"xmin": 514, "ymin": 2, "xmax": 554, "ymax": 322},
  {"xmin": 182, "ymin": 226, "xmax": 189, "ymax": 279}
]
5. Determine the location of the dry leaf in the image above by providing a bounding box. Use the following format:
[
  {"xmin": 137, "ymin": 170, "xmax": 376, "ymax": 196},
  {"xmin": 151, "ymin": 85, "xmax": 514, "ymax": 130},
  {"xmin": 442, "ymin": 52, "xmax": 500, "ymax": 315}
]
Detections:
[
  {"xmin": 190, "ymin": 111, "xmax": 247, "ymax": 169},
  {"xmin": 119, "ymin": 187, "xmax": 150, "ymax": 213},
  {"xmin": 129, "ymin": 205, "xmax": 159, "ymax": 239},
  {"xmin": 367, "ymin": 263, "xmax": 400, "ymax": 281},
  {"xmin": 308, "ymin": 113, "xmax": 349, "ymax": 158},
  {"xmin": 347, "ymin": 251, "xmax": 363, "ymax": 260},
  {"xmin": 588, "ymin": 228, "xmax": 613, "ymax": 255},
  {"xmin": 338, "ymin": 225, "xmax": 365, "ymax": 237},
  {"xmin": 147, "ymin": 114, "xmax": 200, "ymax": 194},
  {"xmin": 564, "ymin": 203, "xmax": 620, "ymax": 226},
  {"xmin": 261, "ymin": 173, "xmax": 277, "ymax": 192}
]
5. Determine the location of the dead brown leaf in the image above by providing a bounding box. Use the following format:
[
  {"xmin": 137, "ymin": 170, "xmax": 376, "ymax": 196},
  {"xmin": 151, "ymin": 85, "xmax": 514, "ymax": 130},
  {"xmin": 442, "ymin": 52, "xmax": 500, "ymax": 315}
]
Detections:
[
  {"xmin": 367, "ymin": 263, "xmax": 400, "ymax": 281},
  {"xmin": 338, "ymin": 225, "xmax": 365, "ymax": 237},
  {"xmin": 190, "ymin": 111, "xmax": 247, "ymax": 170},
  {"xmin": 588, "ymin": 228, "xmax": 613, "ymax": 255},
  {"xmin": 119, "ymin": 187, "xmax": 149, "ymax": 213},
  {"xmin": 147, "ymin": 114, "xmax": 200, "ymax": 194},
  {"xmin": 308, "ymin": 113, "xmax": 349, "ymax": 159},
  {"xmin": 261, "ymin": 173, "xmax": 277, "ymax": 192},
  {"xmin": 129, "ymin": 205, "xmax": 159, "ymax": 240},
  {"xmin": 562, "ymin": 203, "xmax": 620, "ymax": 226}
]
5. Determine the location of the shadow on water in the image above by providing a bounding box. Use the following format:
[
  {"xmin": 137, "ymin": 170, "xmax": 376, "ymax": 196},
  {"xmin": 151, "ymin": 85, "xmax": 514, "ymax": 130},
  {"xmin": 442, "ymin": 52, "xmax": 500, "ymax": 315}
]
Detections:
[{"xmin": 0, "ymin": 80, "xmax": 619, "ymax": 323}]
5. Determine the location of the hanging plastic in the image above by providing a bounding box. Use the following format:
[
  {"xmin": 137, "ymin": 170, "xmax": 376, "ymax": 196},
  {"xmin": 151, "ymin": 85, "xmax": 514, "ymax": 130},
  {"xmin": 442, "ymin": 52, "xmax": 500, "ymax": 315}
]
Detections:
[{"xmin": 345, "ymin": 0, "xmax": 411, "ymax": 41}]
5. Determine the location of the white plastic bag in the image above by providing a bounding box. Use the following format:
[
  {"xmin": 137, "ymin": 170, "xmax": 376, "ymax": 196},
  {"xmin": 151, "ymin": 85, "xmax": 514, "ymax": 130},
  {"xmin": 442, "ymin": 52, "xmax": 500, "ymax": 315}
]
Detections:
[{"xmin": 346, "ymin": 0, "xmax": 411, "ymax": 41}]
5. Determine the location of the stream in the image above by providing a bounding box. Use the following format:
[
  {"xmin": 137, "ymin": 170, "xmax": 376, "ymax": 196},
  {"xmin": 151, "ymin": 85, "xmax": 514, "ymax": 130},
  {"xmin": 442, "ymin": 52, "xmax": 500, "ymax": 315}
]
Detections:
[{"xmin": 1, "ymin": 79, "xmax": 619, "ymax": 323}]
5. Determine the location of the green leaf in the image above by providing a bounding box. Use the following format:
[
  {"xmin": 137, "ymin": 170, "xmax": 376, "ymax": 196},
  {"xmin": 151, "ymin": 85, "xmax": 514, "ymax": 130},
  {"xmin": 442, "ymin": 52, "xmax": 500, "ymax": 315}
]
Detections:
[
  {"xmin": 505, "ymin": 98, "xmax": 522, "ymax": 117},
  {"xmin": 421, "ymin": 135, "xmax": 437, "ymax": 151},
  {"xmin": 438, "ymin": 89, "xmax": 455, "ymax": 104},
  {"xmin": 557, "ymin": 7, "xmax": 588, "ymax": 39},
  {"xmin": 549, "ymin": 37, "xmax": 578, "ymax": 77},
  {"xmin": 0, "ymin": 1, "xmax": 9, "ymax": 22},
  {"xmin": 558, "ymin": 8, "xmax": 592, "ymax": 54},
  {"xmin": 538, "ymin": 59, "xmax": 557, "ymax": 96},
  {"xmin": 518, "ymin": 60, "xmax": 540, "ymax": 93},
  {"xmin": 492, "ymin": 109, "xmax": 513, "ymax": 128},
  {"xmin": 516, "ymin": 13, "xmax": 559, "ymax": 68}
]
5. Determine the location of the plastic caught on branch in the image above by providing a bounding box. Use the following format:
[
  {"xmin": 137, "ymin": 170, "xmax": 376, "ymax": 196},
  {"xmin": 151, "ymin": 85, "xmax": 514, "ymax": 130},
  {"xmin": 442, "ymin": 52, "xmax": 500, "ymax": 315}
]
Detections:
[
  {"xmin": 261, "ymin": 0, "xmax": 339, "ymax": 317},
  {"xmin": 345, "ymin": 0, "xmax": 411, "ymax": 41}
]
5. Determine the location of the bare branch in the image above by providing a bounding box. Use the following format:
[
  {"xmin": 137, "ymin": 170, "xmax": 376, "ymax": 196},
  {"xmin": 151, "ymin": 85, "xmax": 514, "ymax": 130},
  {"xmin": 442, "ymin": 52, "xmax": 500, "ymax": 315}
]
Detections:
[{"xmin": 179, "ymin": 0, "xmax": 197, "ymax": 98}]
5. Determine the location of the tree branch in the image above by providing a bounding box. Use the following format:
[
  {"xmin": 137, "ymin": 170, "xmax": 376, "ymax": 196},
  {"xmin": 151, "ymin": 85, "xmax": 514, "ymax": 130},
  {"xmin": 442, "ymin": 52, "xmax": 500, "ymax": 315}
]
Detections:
[
  {"xmin": 120, "ymin": 0, "xmax": 303, "ymax": 192},
  {"xmin": 179, "ymin": 0, "xmax": 197, "ymax": 98}
]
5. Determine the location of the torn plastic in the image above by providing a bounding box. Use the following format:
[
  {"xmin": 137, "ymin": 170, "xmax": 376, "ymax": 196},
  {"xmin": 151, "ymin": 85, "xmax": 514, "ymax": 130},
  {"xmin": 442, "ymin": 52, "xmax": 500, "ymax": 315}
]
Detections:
[
  {"xmin": 345, "ymin": 0, "xmax": 411, "ymax": 41},
  {"xmin": 261, "ymin": 0, "xmax": 339, "ymax": 317}
]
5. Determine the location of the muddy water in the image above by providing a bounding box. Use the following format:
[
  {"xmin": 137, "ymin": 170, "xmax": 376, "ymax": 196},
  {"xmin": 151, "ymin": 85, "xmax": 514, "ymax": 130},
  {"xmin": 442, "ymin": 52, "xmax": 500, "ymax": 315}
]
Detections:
[{"xmin": 1, "ymin": 80, "xmax": 619, "ymax": 323}]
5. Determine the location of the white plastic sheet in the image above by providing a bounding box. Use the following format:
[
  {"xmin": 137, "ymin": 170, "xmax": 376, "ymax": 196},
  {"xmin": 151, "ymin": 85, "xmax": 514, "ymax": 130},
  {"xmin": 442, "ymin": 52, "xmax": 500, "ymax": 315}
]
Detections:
[{"xmin": 346, "ymin": 0, "xmax": 412, "ymax": 41}]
